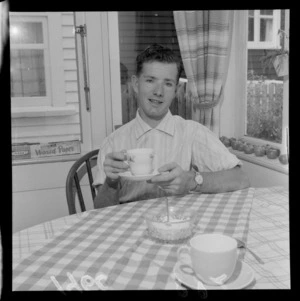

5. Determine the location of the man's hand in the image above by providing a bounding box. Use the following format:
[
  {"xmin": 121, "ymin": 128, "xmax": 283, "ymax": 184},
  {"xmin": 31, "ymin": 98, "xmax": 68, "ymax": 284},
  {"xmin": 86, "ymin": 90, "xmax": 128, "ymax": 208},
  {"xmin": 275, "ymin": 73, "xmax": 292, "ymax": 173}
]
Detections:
[
  {"xmin": 103, "ymin": 150, "xmax": 129, "ymax": 180},
  {"xmin": 149, "ymin": 162, "xmax": 195, "ymax": 195}
]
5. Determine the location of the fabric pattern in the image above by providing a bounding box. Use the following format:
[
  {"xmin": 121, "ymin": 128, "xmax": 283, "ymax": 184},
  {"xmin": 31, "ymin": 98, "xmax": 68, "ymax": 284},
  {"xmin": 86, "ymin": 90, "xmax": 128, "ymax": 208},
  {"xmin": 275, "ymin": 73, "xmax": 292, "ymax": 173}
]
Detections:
[
  {"xmin": 241, "ymin": 186, "xmax": 290, "ymax": 289},
  {"xmin": 10, "ymin": 187, "xmax": 290, "ymax": 290},
  {"xmin": 93, "ymin": 109, "xmax": 241, "ymax": 203},
  {"xmin": 173, "ymin": 10, "xmax": 234, "ymax": 132},
  {"xmin": 11, "ymin": 187, "xmax": 258, "ymax": 290}
]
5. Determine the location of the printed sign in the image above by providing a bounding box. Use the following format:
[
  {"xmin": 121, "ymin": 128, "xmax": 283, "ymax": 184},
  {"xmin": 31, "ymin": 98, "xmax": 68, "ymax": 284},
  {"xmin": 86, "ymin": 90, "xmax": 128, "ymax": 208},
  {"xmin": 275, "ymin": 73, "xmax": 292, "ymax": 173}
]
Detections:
[{"xmin": 12, "ymin": 140, "xmax": 81, "ymax": 160}]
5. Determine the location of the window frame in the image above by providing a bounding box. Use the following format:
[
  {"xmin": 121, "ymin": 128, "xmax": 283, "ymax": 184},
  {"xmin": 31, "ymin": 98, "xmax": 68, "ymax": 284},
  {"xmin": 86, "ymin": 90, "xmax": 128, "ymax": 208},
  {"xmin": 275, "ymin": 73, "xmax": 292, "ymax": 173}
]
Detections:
[
  {"xmin": 10, "ymin": 12, "xmax": 67, "ymax": 110},
  {"xmin": 10, "ymin": 15, "xmax": 52, "ymax": 107},
  {"xmin": 243, "ymin": 10, "xmax": 289, "ymax": 152},
  {"xmin": 247, "ymin": 9, "xmax": 281, "ymax": 50}
]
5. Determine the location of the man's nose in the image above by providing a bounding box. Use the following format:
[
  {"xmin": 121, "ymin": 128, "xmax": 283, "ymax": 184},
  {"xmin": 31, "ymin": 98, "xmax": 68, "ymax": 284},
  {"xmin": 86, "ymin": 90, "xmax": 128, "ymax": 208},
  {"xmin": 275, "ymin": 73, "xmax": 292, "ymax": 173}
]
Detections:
[{"xmin": 153, "ymin": 83, "xmax": 164, "ymax": 97}]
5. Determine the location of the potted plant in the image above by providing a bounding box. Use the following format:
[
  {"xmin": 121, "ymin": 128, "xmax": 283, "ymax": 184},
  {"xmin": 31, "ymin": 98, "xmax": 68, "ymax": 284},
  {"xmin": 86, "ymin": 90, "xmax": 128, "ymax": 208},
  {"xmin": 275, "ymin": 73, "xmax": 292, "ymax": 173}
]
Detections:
[
  {"xmin": 261, "ymin": 50, "xmax": 288, "ymax": 77},
  {"xmin": 260, "ymin": 29, "xmax": 289, "ymax": 77}
]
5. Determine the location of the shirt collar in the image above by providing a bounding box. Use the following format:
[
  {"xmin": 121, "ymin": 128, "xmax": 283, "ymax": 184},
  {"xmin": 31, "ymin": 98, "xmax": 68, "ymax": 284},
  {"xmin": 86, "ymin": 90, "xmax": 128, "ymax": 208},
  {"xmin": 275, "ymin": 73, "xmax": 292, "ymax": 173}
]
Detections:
[{"xmin": 134, "ymin": 109, "xmax": 175, "ymax": 139}]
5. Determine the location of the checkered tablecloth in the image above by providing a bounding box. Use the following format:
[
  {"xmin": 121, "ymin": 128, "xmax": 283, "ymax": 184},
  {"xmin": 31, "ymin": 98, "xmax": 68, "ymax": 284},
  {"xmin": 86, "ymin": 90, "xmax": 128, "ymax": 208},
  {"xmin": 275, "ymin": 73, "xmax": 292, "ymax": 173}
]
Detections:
[
  {"xmin": 241, "ymin": 186, "xmax": 290, "ymax": 289},
  {"xmin": 10, "ymin": 186, "xmax": 290, "ymax": 290}
]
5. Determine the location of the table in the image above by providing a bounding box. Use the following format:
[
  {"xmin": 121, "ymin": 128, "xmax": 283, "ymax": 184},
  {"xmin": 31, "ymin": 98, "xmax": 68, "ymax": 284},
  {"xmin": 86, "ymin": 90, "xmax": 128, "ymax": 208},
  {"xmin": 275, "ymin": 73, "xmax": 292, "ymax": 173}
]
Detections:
[{"xmin": 11, "ymin": 186, "xmax": 289, "ymax": 290}]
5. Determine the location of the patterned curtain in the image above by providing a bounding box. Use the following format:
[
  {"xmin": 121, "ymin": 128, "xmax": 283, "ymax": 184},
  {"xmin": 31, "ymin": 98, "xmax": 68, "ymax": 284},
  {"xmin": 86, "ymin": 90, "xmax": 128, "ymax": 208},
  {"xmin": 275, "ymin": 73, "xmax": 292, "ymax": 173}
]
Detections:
[{"xmin": 173, "ymin": 10, "xmax": 234, "ymax": 134}]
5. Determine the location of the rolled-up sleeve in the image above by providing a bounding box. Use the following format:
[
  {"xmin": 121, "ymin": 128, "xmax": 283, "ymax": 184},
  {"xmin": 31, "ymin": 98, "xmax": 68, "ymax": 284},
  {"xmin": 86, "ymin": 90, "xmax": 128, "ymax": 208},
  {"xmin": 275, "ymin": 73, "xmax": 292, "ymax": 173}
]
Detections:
[{"xmin": 192, "ymin": 125, "xmax": 241, "ymax": 172}]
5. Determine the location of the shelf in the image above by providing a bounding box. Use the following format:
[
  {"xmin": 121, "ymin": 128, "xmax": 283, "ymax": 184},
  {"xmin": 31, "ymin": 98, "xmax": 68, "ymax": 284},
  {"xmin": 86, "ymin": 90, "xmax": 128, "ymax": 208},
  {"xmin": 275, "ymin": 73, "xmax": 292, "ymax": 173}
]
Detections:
[
  {"xmin": 229, "ymin": 148, "xmax": 289, "ymax": 175},
  {"xmin": 11, "ymin": 106, "xmax": 78, "ymax": 118}
]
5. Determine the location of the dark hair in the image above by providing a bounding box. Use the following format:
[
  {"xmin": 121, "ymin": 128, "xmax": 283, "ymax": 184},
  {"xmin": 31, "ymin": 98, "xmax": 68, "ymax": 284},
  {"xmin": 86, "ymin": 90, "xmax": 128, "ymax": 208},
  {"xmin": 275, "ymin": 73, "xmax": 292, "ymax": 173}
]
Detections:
[{"xmin": 135, "ymin": 44, "xmax": 183, "ymax": 82}]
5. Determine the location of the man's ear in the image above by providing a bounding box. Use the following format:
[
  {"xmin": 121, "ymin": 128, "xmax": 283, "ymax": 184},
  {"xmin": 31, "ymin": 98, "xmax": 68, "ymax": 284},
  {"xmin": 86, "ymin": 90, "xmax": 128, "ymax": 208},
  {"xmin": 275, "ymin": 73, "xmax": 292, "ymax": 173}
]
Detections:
[{"xmin": 131, "ymin": 75, "xmax": 139, "ymax": 94}]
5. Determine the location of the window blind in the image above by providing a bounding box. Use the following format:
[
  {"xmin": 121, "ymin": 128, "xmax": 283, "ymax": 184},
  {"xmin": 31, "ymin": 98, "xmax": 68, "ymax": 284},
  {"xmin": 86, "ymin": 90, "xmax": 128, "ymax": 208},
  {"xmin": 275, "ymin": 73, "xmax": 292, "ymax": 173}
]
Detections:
[{"xmin": 118, "ymin": 11, "xmax": 185, "ymax": 80}]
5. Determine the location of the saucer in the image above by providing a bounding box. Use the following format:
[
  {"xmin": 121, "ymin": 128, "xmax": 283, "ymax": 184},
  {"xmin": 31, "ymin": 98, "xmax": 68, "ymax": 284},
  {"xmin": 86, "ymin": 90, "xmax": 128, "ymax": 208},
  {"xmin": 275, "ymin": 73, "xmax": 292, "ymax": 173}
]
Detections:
[
  {"xmin": 174, "ymin": 259, "xmax": 255, "ymax": 290},
  {"xmin": 119, "ymin": 170, "xmax": 160, "ymax": 181}
]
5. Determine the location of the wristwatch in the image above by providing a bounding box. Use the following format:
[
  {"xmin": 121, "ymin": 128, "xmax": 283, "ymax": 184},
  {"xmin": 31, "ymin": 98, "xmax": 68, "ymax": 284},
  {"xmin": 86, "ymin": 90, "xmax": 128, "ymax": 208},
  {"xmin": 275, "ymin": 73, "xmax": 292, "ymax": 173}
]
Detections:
[{"xmin": 190, "ymin": 171, "xmax": 203, "ymax": 192}]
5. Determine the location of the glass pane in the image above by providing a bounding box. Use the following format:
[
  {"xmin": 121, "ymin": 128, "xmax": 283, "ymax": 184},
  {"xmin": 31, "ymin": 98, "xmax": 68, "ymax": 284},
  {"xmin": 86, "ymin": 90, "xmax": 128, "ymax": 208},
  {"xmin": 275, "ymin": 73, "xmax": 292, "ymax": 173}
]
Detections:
[
  {"xmin": 246, "ymin": 10, "xmax": 286, "ymax": 144},
  {"xmin": 260, "ymin": 18, "xmax": 273, "ymax": 42},
  {"xmin": 118, "ymin": 11, "xmax": 186, "ymax": 124},
  {"xmin": 248, "ymin": 17, "xmax": 254, "ymax": 41},
  {"xmin": 260, "ymin": 10, "xmax": 273, "ymax": 16},
  {"xmin": 11, "ymin": 49, "xmax": 46, "ymax": 97},
  {"xmin": 10, "ymin": 22, "xmax": 43, "ymax": 44},
  {"xmin": 246, "ymin": 78, "xmax": 283, "ymax": 143}
]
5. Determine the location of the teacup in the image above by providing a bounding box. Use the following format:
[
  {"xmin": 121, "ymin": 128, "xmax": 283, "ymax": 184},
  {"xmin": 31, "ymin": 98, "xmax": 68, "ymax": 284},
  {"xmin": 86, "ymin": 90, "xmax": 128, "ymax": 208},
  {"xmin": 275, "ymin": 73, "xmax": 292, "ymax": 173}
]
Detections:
[
  {"xmin": 126, "ymin": 148, "xmax": 154, "ymax": 176},
  {"xmin": 177, "ymin": 233, "xmax": 238, "ymax": 286}
]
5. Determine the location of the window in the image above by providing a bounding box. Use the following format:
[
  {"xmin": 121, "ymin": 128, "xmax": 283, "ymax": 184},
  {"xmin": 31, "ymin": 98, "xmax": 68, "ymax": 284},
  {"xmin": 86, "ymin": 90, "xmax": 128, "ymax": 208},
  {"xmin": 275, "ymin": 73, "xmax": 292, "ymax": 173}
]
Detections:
[
  {"xmin": 10, "ymin": 16, "xmax": 51, "ymax": 107},
  {"xmin": 247, "ymin": 10, "xmax": 281, "ymax": 49},
  {"xmin": 245, "ymin": 10, "xmax": 289, "ymax": 148}
]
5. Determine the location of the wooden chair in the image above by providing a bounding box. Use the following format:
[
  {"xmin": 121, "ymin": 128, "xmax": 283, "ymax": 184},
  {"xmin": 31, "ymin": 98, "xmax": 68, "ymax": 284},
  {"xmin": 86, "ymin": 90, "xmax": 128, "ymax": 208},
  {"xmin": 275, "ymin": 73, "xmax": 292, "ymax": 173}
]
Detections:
[{"xmin": 65, "ymin": 149, "xmax": 99, "ymax": 214}]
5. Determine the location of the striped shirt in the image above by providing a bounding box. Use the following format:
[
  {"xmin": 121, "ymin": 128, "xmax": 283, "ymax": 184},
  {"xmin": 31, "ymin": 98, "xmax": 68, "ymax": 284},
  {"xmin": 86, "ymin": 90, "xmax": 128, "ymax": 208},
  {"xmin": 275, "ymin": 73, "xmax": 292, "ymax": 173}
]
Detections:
[{"xmin": 94, "ymin": 109, "xmax": 241, "ymax": 203}]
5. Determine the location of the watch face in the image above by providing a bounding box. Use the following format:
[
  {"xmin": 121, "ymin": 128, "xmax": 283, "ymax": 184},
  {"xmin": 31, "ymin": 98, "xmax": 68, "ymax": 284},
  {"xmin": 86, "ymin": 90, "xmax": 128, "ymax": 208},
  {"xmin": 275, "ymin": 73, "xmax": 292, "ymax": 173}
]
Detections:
[{"xmin": 195, "ymin": 174, "xmax": 203, "ymax": 185}]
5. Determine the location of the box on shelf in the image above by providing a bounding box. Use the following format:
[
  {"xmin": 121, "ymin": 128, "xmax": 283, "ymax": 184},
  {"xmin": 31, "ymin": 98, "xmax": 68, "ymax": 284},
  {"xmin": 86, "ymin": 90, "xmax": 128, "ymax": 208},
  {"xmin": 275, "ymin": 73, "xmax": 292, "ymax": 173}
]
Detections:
[{"xmin": 12, "ymin": 143, "xmax": 32, "ymax": 160}]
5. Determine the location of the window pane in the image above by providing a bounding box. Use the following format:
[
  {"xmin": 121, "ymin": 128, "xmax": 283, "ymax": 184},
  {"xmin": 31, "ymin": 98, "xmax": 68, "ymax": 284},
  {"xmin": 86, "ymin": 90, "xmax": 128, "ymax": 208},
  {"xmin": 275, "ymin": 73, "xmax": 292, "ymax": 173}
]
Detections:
[
  {"xmin": 248, "ymin": 16, "xmax": 254, "ymax": 41},
  {"xmin": 10, "ymin": 22, "xmax": 43, "ymax": 44},
  {"xmin": 260, "ymin": 18, "xmax": 273, "ymax": 42},
  {"xmin": 11, "ymin": 49, "xmax": 46, "ymax": 97},
  {"xmin": 118, "ymin": 11, "xmax": 186, "ymax": 124},
  {"xmin": 260, "ymin": 10, "xmax": 273, "ymax": 16},
  {"xmin": 246, "ymin": 79, "xmax": 283, "ymax": 143}
]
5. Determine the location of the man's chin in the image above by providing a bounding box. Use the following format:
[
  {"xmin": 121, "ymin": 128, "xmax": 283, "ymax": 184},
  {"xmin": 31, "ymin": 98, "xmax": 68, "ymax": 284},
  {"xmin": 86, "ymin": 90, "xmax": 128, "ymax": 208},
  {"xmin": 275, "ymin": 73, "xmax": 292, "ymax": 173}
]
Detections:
[{"xmin": 149, "ymin": 110, "xmax": 168, "ymax": 120}]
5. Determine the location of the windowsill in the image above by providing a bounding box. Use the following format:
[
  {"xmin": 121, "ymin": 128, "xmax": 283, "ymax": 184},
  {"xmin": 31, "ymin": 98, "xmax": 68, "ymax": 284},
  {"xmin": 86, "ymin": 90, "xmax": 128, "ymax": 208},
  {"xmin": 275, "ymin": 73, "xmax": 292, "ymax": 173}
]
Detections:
[
  {"xmin": 11, "ymin": 106, "xmax": 78, "ymax": 118},
  {"xmin": 229, "ymin": 148, "xmax": 289, "ymax": 175}
]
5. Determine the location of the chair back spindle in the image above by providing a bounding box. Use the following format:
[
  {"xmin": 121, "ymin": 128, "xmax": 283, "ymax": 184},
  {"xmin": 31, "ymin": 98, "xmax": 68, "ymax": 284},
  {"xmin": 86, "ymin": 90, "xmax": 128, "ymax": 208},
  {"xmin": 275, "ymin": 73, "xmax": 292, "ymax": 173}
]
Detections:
[{"xmin": 65, "ymin": 149, "xmax": 99, "ymax": 214}]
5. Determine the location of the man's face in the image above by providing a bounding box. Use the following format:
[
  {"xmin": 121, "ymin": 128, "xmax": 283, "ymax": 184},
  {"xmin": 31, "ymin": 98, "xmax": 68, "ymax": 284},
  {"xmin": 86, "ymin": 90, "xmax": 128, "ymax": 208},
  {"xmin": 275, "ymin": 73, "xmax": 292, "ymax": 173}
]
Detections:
[{"xmin": 132, "ymin": 61, "xmax": 178, "ymax": 126}]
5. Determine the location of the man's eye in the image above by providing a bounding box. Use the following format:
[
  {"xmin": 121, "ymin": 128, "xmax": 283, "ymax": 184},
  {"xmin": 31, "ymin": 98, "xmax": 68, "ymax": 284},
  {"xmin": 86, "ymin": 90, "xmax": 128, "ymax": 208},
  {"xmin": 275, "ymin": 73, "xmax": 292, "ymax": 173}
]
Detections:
[
  {"xmin": 146, "ymin": 79, "xmax": 153, "ymax": 83},
  {"xmin": 166, "ymin": 82, "xmax": 173, "ymax": 87}
]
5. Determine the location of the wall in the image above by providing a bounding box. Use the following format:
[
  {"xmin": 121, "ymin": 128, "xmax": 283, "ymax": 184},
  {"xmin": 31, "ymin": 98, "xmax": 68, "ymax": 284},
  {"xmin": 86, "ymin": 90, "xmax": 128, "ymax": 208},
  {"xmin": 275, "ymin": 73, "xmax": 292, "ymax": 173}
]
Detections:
[
  {"xmin": 12, "ymin": 158, "xmax": 96, "ymax": 233},
  {"xmin": 12, "ymin": 12, "xmax": 116, "ymax": 233},
  {"xmin": 240, "ymin": 159, "xmax": 288, "ymax": 189},
  {"xmin": 13, "ymin": 161, "xmax": 72, "ymax": 232}
]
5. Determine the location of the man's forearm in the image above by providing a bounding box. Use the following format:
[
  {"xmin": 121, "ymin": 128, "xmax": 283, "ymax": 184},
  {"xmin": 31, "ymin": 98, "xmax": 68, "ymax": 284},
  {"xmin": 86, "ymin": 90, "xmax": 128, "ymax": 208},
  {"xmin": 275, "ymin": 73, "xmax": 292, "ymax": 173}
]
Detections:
[
  {"xmin": 94, "ymin": 178, "xmax": 120, "ymax": 209},
  {"xmin": 193, "ymin": 166, "xmax": 250, "ymax": 194}
]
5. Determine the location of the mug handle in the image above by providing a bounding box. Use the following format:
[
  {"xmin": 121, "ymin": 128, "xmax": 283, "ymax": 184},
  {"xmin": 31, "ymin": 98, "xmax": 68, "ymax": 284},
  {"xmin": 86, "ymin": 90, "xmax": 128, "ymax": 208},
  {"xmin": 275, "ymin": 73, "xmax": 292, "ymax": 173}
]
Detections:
[
  {"xmin": 121, "ymin": 150, "xmax": 130, "ymax": 166},
  {"xmin": 177, "ymin": 245, "xmax": 195, "ymax": 277},
  {"xmin": 177, "ymin": 245, "xmax": 191, "ymax": 265}
]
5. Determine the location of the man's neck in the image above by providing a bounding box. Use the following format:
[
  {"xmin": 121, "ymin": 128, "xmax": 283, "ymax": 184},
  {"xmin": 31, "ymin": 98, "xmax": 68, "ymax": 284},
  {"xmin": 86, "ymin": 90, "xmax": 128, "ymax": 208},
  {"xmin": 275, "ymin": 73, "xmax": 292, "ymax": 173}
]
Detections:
[{"xmin": 138, "ymin": 109, "xmax": 167, "ymax": 129}]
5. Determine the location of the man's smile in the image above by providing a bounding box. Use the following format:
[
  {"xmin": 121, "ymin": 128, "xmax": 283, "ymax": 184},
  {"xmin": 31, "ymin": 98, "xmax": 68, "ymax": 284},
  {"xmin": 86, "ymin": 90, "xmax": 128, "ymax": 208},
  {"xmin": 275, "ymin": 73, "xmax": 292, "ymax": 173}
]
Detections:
[{"xmin": 148, "ymin": 98, "xmax": 163, "ymax": 105}]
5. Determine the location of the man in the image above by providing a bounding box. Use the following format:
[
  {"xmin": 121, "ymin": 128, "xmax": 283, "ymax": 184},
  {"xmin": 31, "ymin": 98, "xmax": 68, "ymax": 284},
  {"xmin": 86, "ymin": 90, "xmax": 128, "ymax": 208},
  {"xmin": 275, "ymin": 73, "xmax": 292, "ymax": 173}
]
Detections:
[{"xmin": 93, "ymin": 44, "xmax": 250, "ymax": 208}]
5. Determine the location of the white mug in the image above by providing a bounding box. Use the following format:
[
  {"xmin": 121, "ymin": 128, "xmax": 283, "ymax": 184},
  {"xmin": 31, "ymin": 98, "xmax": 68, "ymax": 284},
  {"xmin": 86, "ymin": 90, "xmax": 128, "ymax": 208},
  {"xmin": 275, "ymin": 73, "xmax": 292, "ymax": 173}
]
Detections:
[
  {"xmin": 177, "ymin": 233, "xmax": 238, "ymax": 286},
  {"xmin": 126, "ymin": 148, "xmax": 154, "ymax": 175}
]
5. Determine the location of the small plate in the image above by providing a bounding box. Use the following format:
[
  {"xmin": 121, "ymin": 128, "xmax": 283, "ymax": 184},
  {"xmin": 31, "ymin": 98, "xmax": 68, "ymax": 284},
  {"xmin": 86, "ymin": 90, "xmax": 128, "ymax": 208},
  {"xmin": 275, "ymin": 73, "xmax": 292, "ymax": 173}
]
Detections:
[
  {"xmin": 119, "ymin": 170, "xmax": 160, "ymax": 181},
  {"xmin": 174, "ymin": 258, "xmax": 255, "ymax": 290}
]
